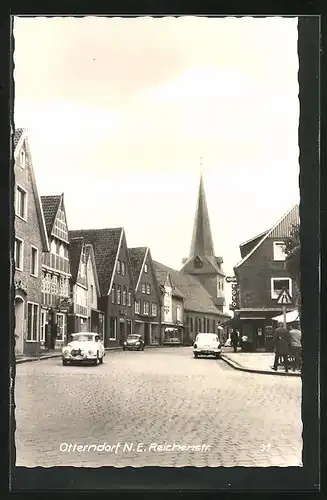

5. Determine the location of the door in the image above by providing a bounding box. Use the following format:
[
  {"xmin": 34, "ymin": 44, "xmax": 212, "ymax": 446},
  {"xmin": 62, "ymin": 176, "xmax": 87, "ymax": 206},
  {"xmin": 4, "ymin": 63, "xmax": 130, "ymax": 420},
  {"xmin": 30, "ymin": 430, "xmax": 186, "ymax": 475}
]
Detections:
[
  {"xmin": 119, "ymin": 319, "xmax": 125, "ymax": 345},
  {"xmin": 144, "ymin": 323, "xmax": 150, "ymax": 346},
  {"xmin": 14, "ymin": 297, "xmax": 25, "ymax": 354}
]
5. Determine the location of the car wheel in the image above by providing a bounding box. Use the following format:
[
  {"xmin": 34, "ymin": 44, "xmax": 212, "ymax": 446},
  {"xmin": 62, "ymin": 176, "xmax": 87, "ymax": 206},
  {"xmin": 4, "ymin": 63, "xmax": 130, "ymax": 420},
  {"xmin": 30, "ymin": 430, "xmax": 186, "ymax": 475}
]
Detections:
[
  {"xmin": 194, "ymin": 353, "xmax": 198, "ymax": 358},
  {"xmin": 123, "ymin": 346, "xmax": 126, "ymax": 351},
  {"xmin": 215, "ymin": 353, "xmax": 221, "ymax": 359},
  {"xmin": 62, "ymin": 359, "xmax": 68, "ymax": 366},
  {"xmin": 99, "ymin": 354, "xmax": 104, "ymax": 364}
]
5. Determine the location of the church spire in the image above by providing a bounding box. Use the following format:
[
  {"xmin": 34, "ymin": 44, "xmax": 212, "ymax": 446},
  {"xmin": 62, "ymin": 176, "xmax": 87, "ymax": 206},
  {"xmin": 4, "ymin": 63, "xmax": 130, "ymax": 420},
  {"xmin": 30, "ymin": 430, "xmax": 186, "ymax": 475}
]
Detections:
[{"xmin": 189, "ymin": 173, "xmax": 215, "ymax": 258}]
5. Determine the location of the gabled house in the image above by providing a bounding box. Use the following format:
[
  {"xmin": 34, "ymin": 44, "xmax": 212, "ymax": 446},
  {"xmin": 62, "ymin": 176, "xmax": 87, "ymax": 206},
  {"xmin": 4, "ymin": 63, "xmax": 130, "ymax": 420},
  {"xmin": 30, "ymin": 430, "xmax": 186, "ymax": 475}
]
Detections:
[
  {"xmin": 85, "ymin": 244, "xmax": 105, "ymax": 337},
  {"xmin": 233, "ymin": 204, "xmax": 300, "ymax": 351},
  {"xmin": 40, "ymin": 193, "xmax": 72, "ymax": 348},
  {"xmin": 68, "ymin": 228, "xmax": 135, "ymax": 347},
  {"xmin": 128, "ymin": 247, "xmax": 162, "ymax": 345},
  {"xmin": 153, "ymin": 270, "xmax": 186, "ymax": 345},
  {"xmin": 13, "ymin": 128, "xmax": 50, "ymax": 355},
  {"xmin": 67, "ymin": 237, "xmax": 88, "ymax": 333}
]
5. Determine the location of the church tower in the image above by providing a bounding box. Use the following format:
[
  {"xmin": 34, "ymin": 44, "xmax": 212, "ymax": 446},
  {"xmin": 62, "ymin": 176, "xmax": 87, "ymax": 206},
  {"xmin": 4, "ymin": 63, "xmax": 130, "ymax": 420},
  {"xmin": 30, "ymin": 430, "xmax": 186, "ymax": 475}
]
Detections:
[{"xmin": 181, "ymin": 173, "xmax": 226, "ymax": 310}]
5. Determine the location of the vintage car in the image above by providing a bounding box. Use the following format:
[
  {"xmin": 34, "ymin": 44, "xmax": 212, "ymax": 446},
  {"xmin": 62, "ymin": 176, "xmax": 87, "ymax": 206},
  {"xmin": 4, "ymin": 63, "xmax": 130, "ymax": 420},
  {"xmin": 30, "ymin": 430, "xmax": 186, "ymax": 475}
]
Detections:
[
  {"xmin": 62, "ymin": 332, "xmax": 105, "ymax": 365},
  {"xmin": 193, "ymin": 333, "xmax": 222, "ymax": 359},
  {"xmin": 123, "ymin": 334, "xmax": 145, "ymax": 351}
]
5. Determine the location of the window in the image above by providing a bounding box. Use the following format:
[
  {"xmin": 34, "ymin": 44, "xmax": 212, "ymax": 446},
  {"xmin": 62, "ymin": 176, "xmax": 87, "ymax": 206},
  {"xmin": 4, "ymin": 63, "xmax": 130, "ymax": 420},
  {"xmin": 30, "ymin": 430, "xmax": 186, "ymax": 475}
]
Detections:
[
  {"xmin": 135, "ymin": 300, "xmax": 140, "ymax": 314},
  {"xmin": 146, "ymin": 284, "xmax": 151, "ymax": 295},
  {"xmin": 116, "ymin": 285, "xmax": 121, "ymax": 305},
  {"xmin": 112, "ymin": 285, "xmax": 115, "ymax": 303},
  {"xmin": 56, "ymin": 240, "xmax": 60, "ymax": 255},
  {"xmin": 221, "ymin": 280, "xmax": 224, "ymax": 290},
  {"xmin": 57, "ymin": 313, "xmax": 66, "ymax": 342},
  {"xmin": 15, "ymin": 185, "xmax": 27, "ymax": 220},
  {"xmin": 44, "ymin": 274, "xmax": 51, "ymax": 293},
  {"xmin": 109, "ymin": 317, "xmax": 117, "ymax": 340},
  {"xmin": 59, "ymin": 244, "xmax": 65, "ymax": 258},
  {"xmin": 151, "ymin": 302, "xmax": 157, "ymax": 317},
  {"xmin": 144, "ymin": 263, "xmax": 148, "ymax": 273},
  {"xmin": 273, "ymin": 241, "xmax": 287, "ymax": 261},
  {"xmin": 141, "ymin": 283, "xmax": 146, "ymax": 294},
  {"xmin": 41, "ymin": 272, "xmax": 46, "ymax": 292},
  {"xmin": 271, "ymin": 277, "xmax": 292, "ymax": 299},
  {"xmin": 128, "ymin": 289, "xmax": 132, "ymax": 307},
  {"xmin": 90, "ymin": 285, "xmax": 94, "ymax": 302},
  {"xmin": 143, "ymin": 301, "xmax": 149, "ymax": 315},
  {"xmin": 19, "ymin": 149, "xmax": 26, "ymax": 169},
  {"xmin": 190, "ymin": 317, "xmax": 194, "ymax": 332},
  {"xmin": 121, "ymin": 262, "xmax": 126, "ymax": 276},
  {"xmin": 123, "ymin": 287, "xmax": 127, "ymax": 306},
  {"xmin": 176, "ymin": 306, "xmax": 181, "ymax": 322},
  {"xmin": 51, "ymin": 239, "xmax": 56, "ymax": 254},
  {"xmin": 14, "ymin": 237, "xmax": 24, "ymax": 270},
  {"xmin": 59, "ymin": 277, "xmax": 64, "ymax": 296},
  {"xmin": 117, "ymin": 260, "xmax": 121, "ymax": 275},
  {"xmin": 30, "ymin": 246, "xmax": 38, "ymax": 277},
  {"xmin": 27, "ymin": 303, "xmax": 39, "ymax": 341},
  {"xmin": 40, "ymin": 310, "xmax": 47, "ymax": 342},
  {"xmin": 51, "ymin": 275, "xmax": 58, "ymax": 295}
]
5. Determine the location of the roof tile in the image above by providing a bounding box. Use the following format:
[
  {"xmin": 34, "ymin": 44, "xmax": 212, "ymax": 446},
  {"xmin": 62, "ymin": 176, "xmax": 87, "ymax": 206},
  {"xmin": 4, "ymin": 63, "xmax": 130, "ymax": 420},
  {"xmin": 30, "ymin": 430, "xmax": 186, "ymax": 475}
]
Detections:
[
  {"xmin": 69, "ymin": 237, "xmax": 84, "ymax": 284},
  {"xmin": 128, "ymin": 247, "xmax": 147, "ymax": 283},
  {"xmin": 153, "ymin": 261, "xmax": 229, "ymax": 316},
  {"xmin": 14, "ymin": 128, "xmax": 24, "ymax": 149},
  {"xmin": 69, "ymin": 228, "xmax": 122, "ymax": 296},
  {"xmin": 40, "ymin": 195, "xmax": 62, "ymax": 234}
]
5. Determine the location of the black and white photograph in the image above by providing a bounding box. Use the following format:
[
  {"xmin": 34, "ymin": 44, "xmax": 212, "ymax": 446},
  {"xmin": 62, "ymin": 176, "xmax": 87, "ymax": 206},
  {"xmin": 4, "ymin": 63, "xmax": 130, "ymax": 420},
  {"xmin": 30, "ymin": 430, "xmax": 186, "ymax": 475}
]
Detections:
[{"xmin": 11, "ymin": 15, "xmax": 315, "ymax": 478}]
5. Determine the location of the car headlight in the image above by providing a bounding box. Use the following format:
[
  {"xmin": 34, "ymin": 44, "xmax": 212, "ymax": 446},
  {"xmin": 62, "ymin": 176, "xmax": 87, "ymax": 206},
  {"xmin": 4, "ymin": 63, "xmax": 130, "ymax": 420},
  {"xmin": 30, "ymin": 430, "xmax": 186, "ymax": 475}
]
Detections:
[
  {"xmin": 194, "ymin": 343, "xmax": 197, "ymax": 349},
  {"xmin": 135, "ymin": 341, "xmax": 140, "ymax": 345},
  {"xmin": 124, "ymin": 341, "xmax": 127, "ymax": 345},
  {"xmin": 63, "ymin": 347, "xmax": 71, "ymax": 354}
]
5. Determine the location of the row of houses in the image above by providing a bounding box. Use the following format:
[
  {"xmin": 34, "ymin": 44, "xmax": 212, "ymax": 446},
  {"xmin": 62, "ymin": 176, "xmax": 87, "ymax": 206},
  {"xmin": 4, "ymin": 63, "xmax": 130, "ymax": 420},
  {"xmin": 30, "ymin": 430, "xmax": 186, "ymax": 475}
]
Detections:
[{"xmin": 13, "ymin": 129, "xmax": 230, "ymax": 356}]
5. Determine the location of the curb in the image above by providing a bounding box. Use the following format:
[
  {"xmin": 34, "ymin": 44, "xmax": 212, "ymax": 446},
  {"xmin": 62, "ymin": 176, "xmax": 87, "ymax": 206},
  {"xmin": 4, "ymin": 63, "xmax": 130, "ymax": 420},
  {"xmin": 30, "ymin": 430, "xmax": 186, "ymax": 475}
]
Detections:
[
  {"xmin": 220, "ymin": 354, "xmax": 301, "ymax": 377},
  {"xmin": 16, "ymin": 353, "xmax": 62, "ymax": 364}
]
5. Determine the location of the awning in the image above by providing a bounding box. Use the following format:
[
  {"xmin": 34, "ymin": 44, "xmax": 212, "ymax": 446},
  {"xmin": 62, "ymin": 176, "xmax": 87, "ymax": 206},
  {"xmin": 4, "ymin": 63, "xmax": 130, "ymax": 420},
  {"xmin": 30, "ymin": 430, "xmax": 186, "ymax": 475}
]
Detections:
[{"xmin": 272, "ymin": 310, "xmax": 299, "ymax": 323}]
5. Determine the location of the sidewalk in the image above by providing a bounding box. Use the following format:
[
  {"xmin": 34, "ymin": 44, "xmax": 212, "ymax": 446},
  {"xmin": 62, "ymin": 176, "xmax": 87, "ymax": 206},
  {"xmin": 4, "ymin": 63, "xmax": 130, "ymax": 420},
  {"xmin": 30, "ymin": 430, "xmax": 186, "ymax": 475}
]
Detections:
[{"xmin": 221, "ymin": 350, "xmax": 301, "ymax": 377}]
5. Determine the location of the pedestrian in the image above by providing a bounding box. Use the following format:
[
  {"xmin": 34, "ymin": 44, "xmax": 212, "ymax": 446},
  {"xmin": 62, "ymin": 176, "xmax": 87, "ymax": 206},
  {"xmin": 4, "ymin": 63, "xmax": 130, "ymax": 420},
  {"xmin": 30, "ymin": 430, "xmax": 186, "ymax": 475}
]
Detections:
[
  {"xmin": 231, "ymin": 329, "xmax": 238, "ymax": 353},
  {"xmin": 272, "ymin": 322, "xmax": 290, "ymax": 372},
  {"xmin": 241, "ymin": 334, "xmax": 249, "ymax": 352},
  {"xmin": 289, "ymin": 322, "xmax": 301, "ymax": 371}
]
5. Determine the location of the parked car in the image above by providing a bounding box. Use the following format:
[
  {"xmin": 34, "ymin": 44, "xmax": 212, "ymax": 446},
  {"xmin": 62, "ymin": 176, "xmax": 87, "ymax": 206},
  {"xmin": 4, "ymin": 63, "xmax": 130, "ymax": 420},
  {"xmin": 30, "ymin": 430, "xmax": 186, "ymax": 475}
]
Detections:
[
  {"xmin": 193, "ymin": 333, "xmax": 222, "ymax": 359},
  {"xmin": 123, "ymin": 334, "xmax": 145, "ymax": 351},
  {"xmin": 62, "ymin": 332, "xmax": 105, "ymax": 366}
]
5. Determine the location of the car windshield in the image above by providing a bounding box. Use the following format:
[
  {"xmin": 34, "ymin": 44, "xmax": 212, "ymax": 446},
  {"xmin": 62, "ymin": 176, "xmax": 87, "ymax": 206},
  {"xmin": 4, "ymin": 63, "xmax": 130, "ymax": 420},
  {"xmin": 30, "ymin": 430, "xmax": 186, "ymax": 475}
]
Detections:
[
  {"xmin": 196, "ymin": 334, "xmax": 219, "ymax": 342},
  {"xmin": 127, "ymin": 335, "xmax": 141, "ymax": 339},
  {"xmin": 71, "ymin": 334, "xmax": 95, "ymax": 342}
]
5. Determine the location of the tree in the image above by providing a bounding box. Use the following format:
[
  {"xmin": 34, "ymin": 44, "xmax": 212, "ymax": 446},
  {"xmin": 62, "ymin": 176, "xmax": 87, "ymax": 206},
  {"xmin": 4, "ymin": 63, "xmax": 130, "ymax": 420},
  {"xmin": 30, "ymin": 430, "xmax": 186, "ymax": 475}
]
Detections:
[{"xmin": 283, "ymin": 223, "xmax": 301, "ymax": 316}]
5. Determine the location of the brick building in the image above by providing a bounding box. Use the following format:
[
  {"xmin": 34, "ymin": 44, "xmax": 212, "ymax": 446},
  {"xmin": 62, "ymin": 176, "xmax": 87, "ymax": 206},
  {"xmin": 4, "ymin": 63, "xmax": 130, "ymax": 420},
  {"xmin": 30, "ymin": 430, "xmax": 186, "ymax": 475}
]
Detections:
[
  {"xmin": 13, "ymin": 128, "xmax": 50, "ymax": 355},
  {"xmin": 232, "ymin": 204, "xmax": 299, "ymax": 350},
  {"xmin": 128, "ymin": 247, "xmax": 162, "ymax": 345},
  {"xmin": 69, "ymin": 228, "xmax": 135, "ymax": 347}
]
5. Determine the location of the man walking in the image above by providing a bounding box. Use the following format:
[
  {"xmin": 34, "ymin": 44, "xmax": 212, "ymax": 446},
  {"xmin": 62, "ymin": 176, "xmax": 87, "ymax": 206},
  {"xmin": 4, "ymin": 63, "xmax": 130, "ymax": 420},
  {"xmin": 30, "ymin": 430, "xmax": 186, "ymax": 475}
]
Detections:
[
  {"xmin": 289, "ymin": 322, "xmax": 302, "ymax": 371},
  {"xmin": 272, "ymin": 322, "xmax": 290, "ymax": 372},
  {"xmin": 231, "ymin": 329, "xmax": 238, "ymax": 353}
]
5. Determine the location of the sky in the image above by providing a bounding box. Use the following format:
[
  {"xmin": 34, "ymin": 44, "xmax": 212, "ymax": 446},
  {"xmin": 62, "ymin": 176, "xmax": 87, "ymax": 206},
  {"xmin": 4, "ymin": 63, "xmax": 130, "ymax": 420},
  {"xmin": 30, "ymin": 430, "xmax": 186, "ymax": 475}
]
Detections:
[{"xmin": 13, "ymin": 16, "xmax": 300, "ymax": 312}]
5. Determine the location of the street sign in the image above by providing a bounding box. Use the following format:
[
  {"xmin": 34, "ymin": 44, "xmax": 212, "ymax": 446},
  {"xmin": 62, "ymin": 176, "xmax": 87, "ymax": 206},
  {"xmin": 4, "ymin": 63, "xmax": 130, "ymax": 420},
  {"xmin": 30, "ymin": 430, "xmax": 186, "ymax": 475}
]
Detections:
[
  {"xmin": 276, "ymin": 288, "xmax": 292, "ymax": 305},
  {"xmin": 225, "ymin": 276, "xmax": 238, "ymax": 283}
]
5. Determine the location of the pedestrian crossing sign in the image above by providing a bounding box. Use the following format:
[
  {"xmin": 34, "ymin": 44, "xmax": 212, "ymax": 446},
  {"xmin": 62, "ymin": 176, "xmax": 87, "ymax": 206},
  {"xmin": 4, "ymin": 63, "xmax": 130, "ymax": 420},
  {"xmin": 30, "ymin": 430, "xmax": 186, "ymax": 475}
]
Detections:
[{"xmin": 276, "ymin": 288, "xmax": 292, "ymax": 305}]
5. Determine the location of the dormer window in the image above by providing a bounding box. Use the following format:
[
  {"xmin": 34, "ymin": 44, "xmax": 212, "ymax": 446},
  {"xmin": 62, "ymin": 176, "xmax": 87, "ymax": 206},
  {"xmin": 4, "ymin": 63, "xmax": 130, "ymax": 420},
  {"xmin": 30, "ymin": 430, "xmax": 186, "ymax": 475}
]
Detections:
[
  {"xmin": 273, "ymin": 241, "xmax": 286, "ymax": 261},
  {"xmin": 144, "ymin": 263, "xmax": 148, "ymax": 273},
  {"xmin": 19, "ymin": 149, "xmax": 26, "ymax": 169},
  {"xmin": 121, "ymin": 261, "xmax": 126, "ymax": 276},
  {"xmin": 194, "ymin": 256, "xmax": 203, "ymax": 268},
  {"xmin": 117, "ymin": 260, "xmax": 121, "ymax": 275}
]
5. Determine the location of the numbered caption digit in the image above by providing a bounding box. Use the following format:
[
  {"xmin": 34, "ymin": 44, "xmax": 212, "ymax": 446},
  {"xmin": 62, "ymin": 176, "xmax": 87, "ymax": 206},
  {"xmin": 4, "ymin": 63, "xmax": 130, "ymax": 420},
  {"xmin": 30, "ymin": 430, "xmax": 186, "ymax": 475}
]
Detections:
[{"xmin": 260, "ymin": 444, "xmax": 271, "ymax": 452}]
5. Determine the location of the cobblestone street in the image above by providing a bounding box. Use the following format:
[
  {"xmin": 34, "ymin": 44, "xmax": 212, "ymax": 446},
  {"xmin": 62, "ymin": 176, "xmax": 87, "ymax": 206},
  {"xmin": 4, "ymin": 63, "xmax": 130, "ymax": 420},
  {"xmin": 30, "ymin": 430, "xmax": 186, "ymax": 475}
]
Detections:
[{"xmin": 14, "ymin": 347, "xmax": 302, "ymax": 468}]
